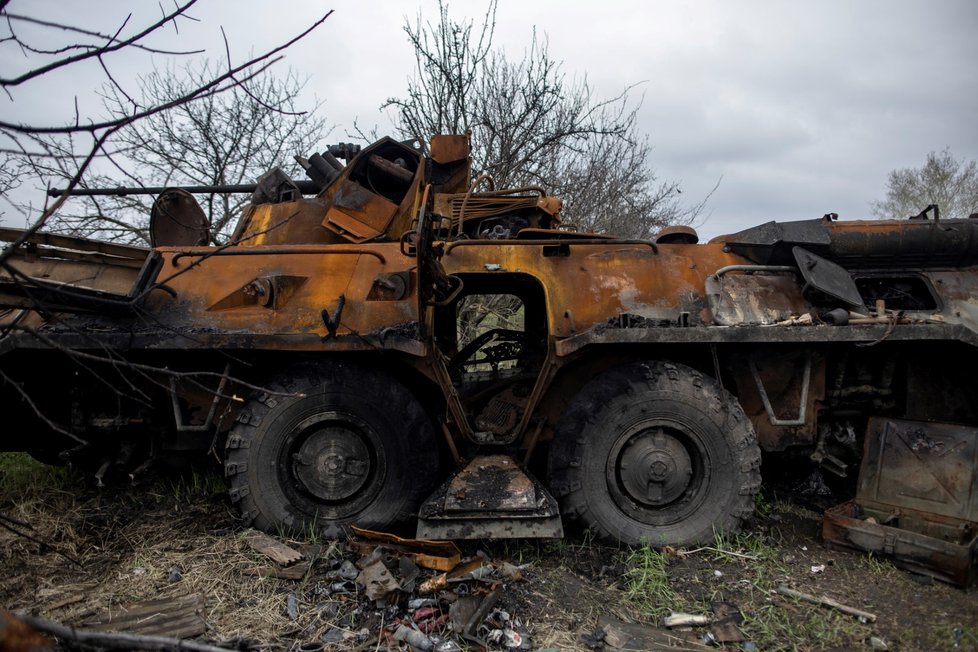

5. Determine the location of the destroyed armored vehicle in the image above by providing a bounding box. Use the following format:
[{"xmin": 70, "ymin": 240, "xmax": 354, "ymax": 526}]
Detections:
[{"xmin": 2, "ymin": 135, "xmax": 977, "ymax": 576}]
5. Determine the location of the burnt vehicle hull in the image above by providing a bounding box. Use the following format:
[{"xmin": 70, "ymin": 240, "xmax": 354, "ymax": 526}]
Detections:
[{"xmin": 2, "ymin": 136, "xmax": 977, "ymax": 572}]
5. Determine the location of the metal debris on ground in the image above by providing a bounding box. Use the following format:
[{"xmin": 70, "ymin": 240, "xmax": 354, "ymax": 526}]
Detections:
[
  {"xmin": 709, "ymin": 603, "xmax": 745, "ymax": 644},
  {"xmin": 242, "ymin": 530, "xmax": 534, "ymax": 650},
  {"xmin": 663, "ymin": 612, "xmax": 712, "ymax": 628}
]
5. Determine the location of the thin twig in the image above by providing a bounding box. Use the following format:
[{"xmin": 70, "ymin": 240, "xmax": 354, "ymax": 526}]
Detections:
[
  {"xmin": 777, "ymin": 585, "xmax": 877, "ymax": 622},
  {"xmin": 680, "ymin": 546, "xmax": 759, "ymax": 561},
  {"xmin": 17, "ymin": 612, "xmax": 235, "ymax": 651},
  {"xmin": 0, "ymin": 514, "xmax": 84, "ymax": 568}
]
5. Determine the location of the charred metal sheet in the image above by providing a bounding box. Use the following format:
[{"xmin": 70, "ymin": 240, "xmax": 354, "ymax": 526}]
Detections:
[
  {"xmin": 443, "ymin": 455, "xmax": 534, "ymax": 511},
  {"xmin": 349, "ymin": 526, "xmax": 461, "ymax": 571},
  {"xmin": 233, "ymin": 199, "xmax": 341, "ymax": 247},
  {"xmin": 714, "ymin": 217, "xmax": 978, "ymax": 268},
  {"xmin": 150, "ymin": 188, "xmax": 210, "ymax": 247},
  {"xmin": 823, "ymin": 417, "xmax": 978, "ymax": 586},
  {"xmin": 323, "ymin": 179, "xmax": 399, "ymax": 242},
  {"xmin": 705, "ymin": 268, "xmax": 806, "ymax": 326},
  {"xmin": 792, "ymin": 247, "xmax": 865, "ymax": 308},
  {"xmin": 417, "ymin": 455, "xmax": 562, "ymax": 539},
  {"xmin": 0, "ymin": 228, "xmax": 161, "ymax": 314},
  {"xmin": 859, "ymin": 418, "xmax": 977, "ymax": 523},
  {"xmin": 555, "ymin": 322, "xmax": 978, "ymax": 357},
  {"xmin": 710, "ymin": 218, "xmax": 832, "ymax": 264}
]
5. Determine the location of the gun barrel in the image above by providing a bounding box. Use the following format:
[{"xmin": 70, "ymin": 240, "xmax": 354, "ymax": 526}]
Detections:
[{"xmin": 48, "ymin": 180, "xmax": 321, "ymax": 198}]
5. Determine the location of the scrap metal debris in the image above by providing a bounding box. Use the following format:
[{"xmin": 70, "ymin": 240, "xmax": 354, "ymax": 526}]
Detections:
[{"xmin": 233, "ymin": 529, "xmax": 535, "ymax": 650}]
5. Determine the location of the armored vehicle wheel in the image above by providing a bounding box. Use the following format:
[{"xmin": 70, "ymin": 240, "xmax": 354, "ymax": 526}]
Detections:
[
  {"xmin": 225, "ymin": 363, "xmax": 438, "ymax": 537},
  {"xmin": 549, "ymin": 361, "xmax": 761, "ymax": 546}
]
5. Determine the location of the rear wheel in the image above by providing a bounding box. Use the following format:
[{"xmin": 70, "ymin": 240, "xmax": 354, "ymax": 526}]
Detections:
[
  {"xmin": 225, "ymin": 363, "xmax": 438, "ymax": 537},
  {"xmin": 549, "ymin": 361, "xmax": 761, "ymax": 546}
]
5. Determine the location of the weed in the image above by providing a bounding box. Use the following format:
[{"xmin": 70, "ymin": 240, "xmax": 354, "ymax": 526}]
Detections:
[
  {"xmin": 711, "ymin": 528, "xmax": 775, "ymax": 561},
  {"xmin": 622, "ymin": 545, "xmax": 681, "ymax": 617},
  {"xmin": 862, "ymin": 552, "xmax": 896, "ymax": 575},
  {"xmin": 166, "ymin": 467, "xmax": 225, "ymax": 504},
  {"xmin": 741, "ymin": 601, "xmax": 869, "ymax": 650}
]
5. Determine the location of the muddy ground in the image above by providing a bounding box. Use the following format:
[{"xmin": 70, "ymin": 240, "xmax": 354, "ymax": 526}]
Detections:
[{"xmin": 1, "ymin": 455, "xmax": 976, "ymax": 651}]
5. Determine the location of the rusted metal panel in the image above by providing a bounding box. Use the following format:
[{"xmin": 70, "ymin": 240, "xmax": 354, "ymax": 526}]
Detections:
[
  {"xmin": 823, "ymin": 501, "xmax": 977, "ymax": 586},
  {"xmin": 714, "ymin": 217, "xmax": 978, "ymax": 268},
  {"xmin": 150, "ymin": 188, "xmax": 209, "ymax": 247},
  {"xmin": 234, "ymin": 199, "xmax": 341, "ymax": 247},
  {"xmin": 730, "ymin": 349, "xmax": 826, "ymax": 451},
  {"xmin": 323, "ymin": 178, "xmax": 399, "ymax": 242},
  {"xmin": 858, "ymin": 418, "xmax": 977, "ymax": 523},
  {"xmin": 705, "ymin": 269, "xmax": 805, "ymax": 325},
  {"xmin": 417, "ymin": 455, "xmax": 563, "ymax": 539},
  {"xmin": 823, "ymin": 418, "xmax": 978, "ymax": 586},
  {"xmin": 442, "ymin": 241, "xmax": 744, "ymax": 338},
  {"xmin": 146, "ymin": 243, "xmax": 420, "ymax": 344},
  {"xmin": 430, "ymin": 134, "xmax": 470, "ymax": 164}
]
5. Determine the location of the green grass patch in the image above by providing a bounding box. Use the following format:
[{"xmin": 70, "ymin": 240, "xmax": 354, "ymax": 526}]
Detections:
[
  {"xmin": 0, "ymin": 452, "xmax": 74, "ymax": 497},
  {"xmin": 166, "ymin": 467, "xmax": 226, "ymax": 504},
  {"xmin": 622, "ymin": 545, "xmax": 681, "ymax": 617},
  {"xmin": 740, "ymin": 601, "xmax": 869, "ymax": 651}
]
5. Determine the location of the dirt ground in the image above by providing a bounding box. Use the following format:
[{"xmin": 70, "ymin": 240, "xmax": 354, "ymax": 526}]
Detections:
[{"xmin": 1, "ymin": 455, "xmax": 976, "ymax": 652}]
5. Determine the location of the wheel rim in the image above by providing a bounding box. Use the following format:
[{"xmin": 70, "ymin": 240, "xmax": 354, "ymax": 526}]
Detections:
[
  {"xmin": 607, "ymin": 421, "xmax": 708, "ymax": 524},
  {"xmin": 286, "ymin": 412, "xmax": 385, "ymax": 517}
]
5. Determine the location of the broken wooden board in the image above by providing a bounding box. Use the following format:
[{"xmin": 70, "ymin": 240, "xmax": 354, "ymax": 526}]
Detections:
[
  {"xmin": 243, "ymin": 544, "xmax": 322, "ymax": 580},
  {"xmin": 597, "ymin": 615, "xmax": 689, "ymax": 651},
  {"xmin": 244, "ymin": 530, "xmax": 303, "ymax": 567},
  {"xmin": 710, "ymin": 603, "xmax": 745, "ymax": 643},
  {"xmin": 81, "ymin": 593, "xmax": 205, "ymax": 639}
]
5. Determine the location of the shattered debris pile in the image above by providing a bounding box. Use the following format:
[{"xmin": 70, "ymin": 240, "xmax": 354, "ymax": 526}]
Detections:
[
  {"xmin": 241, "ymin": 527, "xmax": 535, "ymax": 651},
  {"xmin": 21, "ymin": 525, "xmax": 537, "ymax": 651},
  {"xmin": 2, "ymin": 467, "xmax": 978, "ymax": 651}
]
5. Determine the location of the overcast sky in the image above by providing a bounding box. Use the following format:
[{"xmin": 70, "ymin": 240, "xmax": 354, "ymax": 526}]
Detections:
[{"xmin": 4, "ymin": 0, "xmax": 977, "ymax": 238}]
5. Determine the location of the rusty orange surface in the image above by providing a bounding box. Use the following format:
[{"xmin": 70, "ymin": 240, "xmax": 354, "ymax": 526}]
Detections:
[
  {"xmin": 148, "ymin": 243, "xmax": 419, "ymax": 342},
  {"xmin": 439, "ymin": 240, "xmax": 790, "ymax": 340}
]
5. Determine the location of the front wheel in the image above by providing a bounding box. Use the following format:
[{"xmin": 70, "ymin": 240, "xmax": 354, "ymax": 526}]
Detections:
[
  {"xmin": 549, "ymin": 361, "xmax": 761, "ymax": 546},
  {"xmin": 225, "ymin": 363, "xmax": 439, "ymax": 537}
]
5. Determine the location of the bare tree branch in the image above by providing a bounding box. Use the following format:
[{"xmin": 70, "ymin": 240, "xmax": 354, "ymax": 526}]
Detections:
[
  {"xmin": 1, "ymin": 2, "xmax": 199, "ymax": 87},
  {"xmin": 384, "ymin": 1, "xmax": 707, "ymax": 237}
]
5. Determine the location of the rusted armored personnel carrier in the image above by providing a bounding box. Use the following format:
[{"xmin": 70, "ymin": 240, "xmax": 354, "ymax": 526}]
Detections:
[{"xmin": 2, "ymin": 135, "xmax": 977, "ymax": 575}]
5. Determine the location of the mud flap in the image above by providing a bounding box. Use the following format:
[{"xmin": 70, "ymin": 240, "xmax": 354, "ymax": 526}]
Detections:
[{"xmin": 416, "ymin": 455, "xmax": 563, "ymax": 539}]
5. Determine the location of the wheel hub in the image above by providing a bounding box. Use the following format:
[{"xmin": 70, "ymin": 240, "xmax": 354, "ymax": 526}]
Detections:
[
  {"xmin": 292, "ymin": 426, "xmax": 371, "ymax": 502},
  {"xmin": 618, "ymin": 429, "xmax": 693, "ymax": 506}
]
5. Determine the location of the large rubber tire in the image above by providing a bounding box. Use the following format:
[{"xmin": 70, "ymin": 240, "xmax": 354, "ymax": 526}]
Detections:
[
  {"xmin": 549, "ymin": 361, "xmax": 761, "ymax": 546},
  {"xmin": 225, "ymin": 362, "xmax": 439, "ymax": 537}
]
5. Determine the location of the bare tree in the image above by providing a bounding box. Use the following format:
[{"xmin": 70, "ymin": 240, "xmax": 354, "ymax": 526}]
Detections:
[
  {"xmin": 871, "ymin": 148, "xmax": 978, "ymax": 220},
  {"xmin": 0, "ymin": 3, "xmax": 332, "ymax": 445},
  {"xmin": 0, "ymin": 2, "xmax": 332, "ymax": 265},
  {"xmin": 384, "ymin": 0, "xmax": 703, "ymax": 238},
  {"xmin": 40, "ymin": 62, "xmax": 328, "ymax": 245}
]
